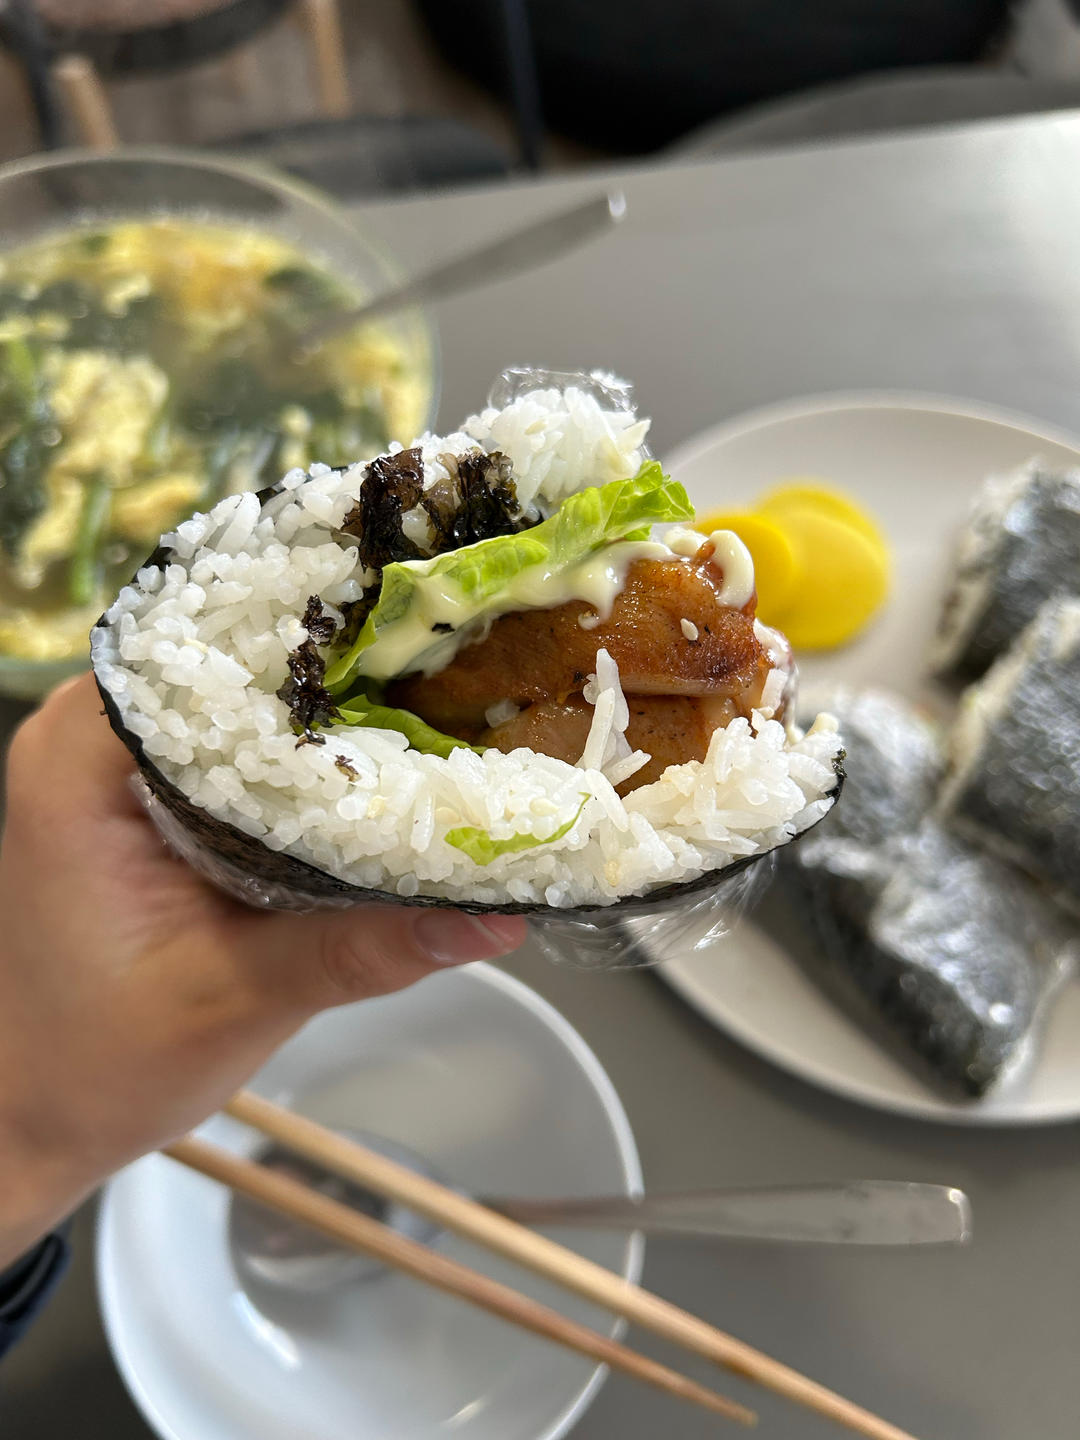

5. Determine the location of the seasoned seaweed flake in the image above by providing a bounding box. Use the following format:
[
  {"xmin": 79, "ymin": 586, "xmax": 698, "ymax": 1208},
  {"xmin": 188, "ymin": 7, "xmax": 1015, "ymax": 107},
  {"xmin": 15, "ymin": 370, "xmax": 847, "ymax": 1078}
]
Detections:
[
  {"xmin": 302, "ymin": 593, "xmax": 339, "ymax": 645},
  {"xmin": 337, "ymin": 593, "xmax": 377, "ymax": 648},
  {"xmin": 422, "ymin": 449, "xmax": 528, "ymax": 549},
  {"xmin": 339, "ymin": 446, "xmax": 426, "ymax": 570},
  {"xmin": 276, "ymin": 638, "xmax": 340, "ymax": 745}
]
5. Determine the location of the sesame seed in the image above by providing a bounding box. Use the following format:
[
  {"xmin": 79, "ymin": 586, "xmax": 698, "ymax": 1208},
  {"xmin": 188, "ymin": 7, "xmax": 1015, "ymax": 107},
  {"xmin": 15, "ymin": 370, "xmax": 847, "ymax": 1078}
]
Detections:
[{"xmin": 680, "ymin": 618, "xmax": 699, "ymax": 641}]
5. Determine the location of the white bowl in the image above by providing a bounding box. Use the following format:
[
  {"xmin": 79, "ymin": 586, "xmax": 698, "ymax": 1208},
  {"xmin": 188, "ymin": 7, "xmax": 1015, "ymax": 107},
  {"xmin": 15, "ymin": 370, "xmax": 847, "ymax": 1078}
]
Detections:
[{"xmin": 97, "ymin": 963, "xmax": 642, "ymax": 1440}]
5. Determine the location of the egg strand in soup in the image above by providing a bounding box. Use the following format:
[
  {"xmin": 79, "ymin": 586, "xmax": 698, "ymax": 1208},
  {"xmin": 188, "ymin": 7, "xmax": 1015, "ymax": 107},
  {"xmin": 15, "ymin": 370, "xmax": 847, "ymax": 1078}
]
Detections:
[{"xmin": 0, "ymin": 219, "xmax": 428, "ymax": 661}]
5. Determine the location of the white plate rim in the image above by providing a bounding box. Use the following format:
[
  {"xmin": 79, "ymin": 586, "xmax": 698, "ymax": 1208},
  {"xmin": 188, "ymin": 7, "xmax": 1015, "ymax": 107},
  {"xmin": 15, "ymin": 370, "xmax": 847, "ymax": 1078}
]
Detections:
[
  {"xmin": 657, "ymin": 391, "xmax": 1080, "ymax": 1127},
  {"xmin": 663, "ymin": 387, "xmax": 1080, "ymax": 474},
  {"xmin": 96, "ymin": 961, "xmax": 644, "ymax": 1440},
  {"xmin": 657, "ymin": 953, "xmax": 1080, "ymax": 1127}
]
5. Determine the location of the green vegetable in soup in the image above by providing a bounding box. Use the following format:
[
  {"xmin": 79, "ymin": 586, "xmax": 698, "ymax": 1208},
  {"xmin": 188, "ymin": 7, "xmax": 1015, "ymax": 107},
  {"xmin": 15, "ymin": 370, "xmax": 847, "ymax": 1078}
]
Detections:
[
  {"xmin": 0, "ymin": 339, "xmax": 52, "ymax": 558},
  {"xmin": 79, "ymin": 232, "xmax": 110, "ymax": 257},
  {"xmin": 263, "ymin": 264, "xmax": 341, "ymax": 314},
  {"xmin": 67, "ymin": 475, "xmax": 111, "ymax": 606}
]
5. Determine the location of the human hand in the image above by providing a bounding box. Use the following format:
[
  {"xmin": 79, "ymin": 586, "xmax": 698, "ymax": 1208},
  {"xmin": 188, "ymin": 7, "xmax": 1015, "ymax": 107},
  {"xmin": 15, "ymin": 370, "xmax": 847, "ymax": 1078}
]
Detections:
[{"xmin": 0, "ymin": 674, "xmax": 525, "ymax": 1266}]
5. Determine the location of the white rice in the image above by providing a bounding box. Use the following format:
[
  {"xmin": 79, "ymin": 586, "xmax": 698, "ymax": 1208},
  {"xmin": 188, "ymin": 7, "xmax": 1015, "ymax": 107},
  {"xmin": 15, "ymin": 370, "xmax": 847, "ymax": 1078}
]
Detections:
[
  {"xmin": 93, "ymin": 387, "xmax": 842, "ymax": 907},
  {"xmin": 463, "ymin": 385, "xmax": 650, "ymax": 511}
]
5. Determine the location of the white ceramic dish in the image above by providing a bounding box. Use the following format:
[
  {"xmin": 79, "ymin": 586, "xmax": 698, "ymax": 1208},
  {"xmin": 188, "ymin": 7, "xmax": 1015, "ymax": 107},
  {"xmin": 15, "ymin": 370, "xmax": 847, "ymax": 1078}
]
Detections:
[
  {"xmin": 655, "ymin": 391, "xmax": 1080, "ymax": 1125},
  {"xmin": 97, "ymin": 962, "xmax": 642, "ymax": 1440}
]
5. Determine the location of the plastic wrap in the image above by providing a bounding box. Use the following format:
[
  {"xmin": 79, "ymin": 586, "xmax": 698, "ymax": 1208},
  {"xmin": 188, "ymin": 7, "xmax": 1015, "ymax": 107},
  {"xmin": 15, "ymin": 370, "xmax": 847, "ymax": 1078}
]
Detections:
[
  {"xmin": 487, "ymin": 364, "xmax": 643, "ymax": 420},
  {"xmin": 527, "ymin": 856, "xmax": 775, "ymax": 969},
  {"xmin": 135, "ymin": 773, "xmax": 780, "ymax": 970}
]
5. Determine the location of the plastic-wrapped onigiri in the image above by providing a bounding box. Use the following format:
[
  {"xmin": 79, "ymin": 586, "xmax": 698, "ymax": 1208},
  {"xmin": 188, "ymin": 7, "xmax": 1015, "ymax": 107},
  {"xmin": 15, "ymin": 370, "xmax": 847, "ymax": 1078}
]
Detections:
[
  {"xmin": 774, "ymin": 687, "xmax": 1073, "ymax": 1097},
  {"xmin": 932, "ymin": 460, "xmax": 1080, "ymax": 681},
  {"xmin": 91, "ymin": 369, "xmax": 842, "ymax": 914},
  {"xmin": 943, "ymin": 594, "xmax": 1080, "ymax": 913}
]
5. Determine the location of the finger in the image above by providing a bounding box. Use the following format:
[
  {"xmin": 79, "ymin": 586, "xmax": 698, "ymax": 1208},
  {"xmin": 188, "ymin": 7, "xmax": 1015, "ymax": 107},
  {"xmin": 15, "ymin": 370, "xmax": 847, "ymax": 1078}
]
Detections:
[
  {"xmin": 7, "ymin": 671, "xmax": 138, "ymax": 825},
  {"xmin": 222, "ymin": 903, "xmax": 528, "ymax": 1015}
]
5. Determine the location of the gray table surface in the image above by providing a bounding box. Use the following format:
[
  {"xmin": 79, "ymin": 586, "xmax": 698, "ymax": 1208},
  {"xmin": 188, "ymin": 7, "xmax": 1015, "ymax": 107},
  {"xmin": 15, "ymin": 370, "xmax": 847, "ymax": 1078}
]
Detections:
[{"xmin": 3, "ymin": 111, "xmax": 1080, "ymax": 1440}]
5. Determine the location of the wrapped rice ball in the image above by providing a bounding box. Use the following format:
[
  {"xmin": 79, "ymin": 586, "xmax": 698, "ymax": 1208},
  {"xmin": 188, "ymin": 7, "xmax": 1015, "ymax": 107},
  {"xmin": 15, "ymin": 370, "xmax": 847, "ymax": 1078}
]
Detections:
[
  {"xmin": 92, "ymin": 369, "xmax": 841, "ymax": 946},
  {"xmin": 942, "ymin": 594, "xmax": 1080, "ymax": 912},
  {"xmin": 933, "ymin": 461, "xmax": 1080, "ymax": 682}
]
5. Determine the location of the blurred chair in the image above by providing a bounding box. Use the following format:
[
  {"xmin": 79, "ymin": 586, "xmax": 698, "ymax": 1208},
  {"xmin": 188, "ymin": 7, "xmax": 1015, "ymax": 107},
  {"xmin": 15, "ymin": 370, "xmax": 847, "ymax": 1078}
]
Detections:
[
  {"xmin": 0, "ymin": 0, "xmax": 515, "ymax": 196},
  {"xmin": 0, "ymin": 0, "xmax": 293, "ymax": 145}
]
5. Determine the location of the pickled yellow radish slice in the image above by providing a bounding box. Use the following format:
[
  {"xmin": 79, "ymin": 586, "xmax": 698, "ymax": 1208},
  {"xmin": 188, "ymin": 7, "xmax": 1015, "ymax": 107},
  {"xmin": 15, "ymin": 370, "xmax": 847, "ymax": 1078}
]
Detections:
[
  {"xmin": 757, "ymin": 479, "xmax": 888, "ymax": 557},
  {"xmin": 769, "ymin": 507, "xmax": 889, "ymax": 649},
  {"xmin": 692, "ymin": 509, "xmax": 798, "ymax": 622}
]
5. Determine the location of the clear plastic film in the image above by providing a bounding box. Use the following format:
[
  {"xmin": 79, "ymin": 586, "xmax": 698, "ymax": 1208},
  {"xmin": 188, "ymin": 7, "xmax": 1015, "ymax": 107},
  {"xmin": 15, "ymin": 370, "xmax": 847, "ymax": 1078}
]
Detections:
[
  {"xmin": 134, "ymin": 774, "xmax": 779, "ymax": 971},
  {"xmin": 526, "ymin": 855, "xmax": 776, "ymax": 970},
  {"xmin": 487, "ymin": 364, "xmax": 645, "ymax": 427}
]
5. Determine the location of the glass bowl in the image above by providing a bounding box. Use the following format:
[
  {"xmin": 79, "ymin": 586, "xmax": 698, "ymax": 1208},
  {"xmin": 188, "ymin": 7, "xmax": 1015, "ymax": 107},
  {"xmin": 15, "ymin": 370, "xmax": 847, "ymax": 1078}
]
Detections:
[{"xmin": 0, "ymin": 146, "xmax": 438, "ymax": 701}]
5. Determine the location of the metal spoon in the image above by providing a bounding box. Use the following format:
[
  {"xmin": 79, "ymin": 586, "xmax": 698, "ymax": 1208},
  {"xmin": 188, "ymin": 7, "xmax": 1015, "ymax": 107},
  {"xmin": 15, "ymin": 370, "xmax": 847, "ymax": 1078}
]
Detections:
[
  {"xmin": 296, "ymin": 190, "xmax": 626, "ymax": 351},
  {"xmin": 228, "ymin": 1129, "xmax": 972, "ymax": 1295}
]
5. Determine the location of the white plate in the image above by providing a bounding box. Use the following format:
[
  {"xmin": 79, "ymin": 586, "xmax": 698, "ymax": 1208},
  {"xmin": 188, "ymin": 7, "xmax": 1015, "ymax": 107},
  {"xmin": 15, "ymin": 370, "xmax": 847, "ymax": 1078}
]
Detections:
[
  {"xmin": 657, "ymin": 391, "xmax": 1080, "ymax": 1125},
  {"xmin": 97, "ymin": 963, "xmax": 642, "ymax": 1440}
]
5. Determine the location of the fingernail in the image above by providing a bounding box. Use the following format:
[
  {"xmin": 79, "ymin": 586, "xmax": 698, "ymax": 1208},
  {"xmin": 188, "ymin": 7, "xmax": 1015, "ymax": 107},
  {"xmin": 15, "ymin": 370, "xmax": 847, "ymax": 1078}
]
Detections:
[
  {"xmin": 415, "ymin": 911, "xmax": 525, "ymax": 966},
  {"xmin": 478, "ymin": 915, "xmax": 528, "ymax": 952}
]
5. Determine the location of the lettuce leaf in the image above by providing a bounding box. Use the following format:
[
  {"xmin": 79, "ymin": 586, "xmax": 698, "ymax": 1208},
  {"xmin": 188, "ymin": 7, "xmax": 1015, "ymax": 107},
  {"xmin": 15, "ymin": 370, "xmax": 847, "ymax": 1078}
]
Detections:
[
  {"xmin": 325, "ymin": 460, "xmax": 692, "ymax": 691},
  {"xmin": 336, "ymin": 696, "xmax": 480, "ymax": 759},
  {"xmin": 445, "ymin": 794, "xmax": 589, "ymax": 865}
]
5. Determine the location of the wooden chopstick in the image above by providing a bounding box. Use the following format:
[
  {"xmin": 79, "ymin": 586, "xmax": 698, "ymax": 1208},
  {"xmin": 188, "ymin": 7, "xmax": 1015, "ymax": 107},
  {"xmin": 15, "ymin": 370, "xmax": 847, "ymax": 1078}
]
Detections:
[
  {"xmin": 163, "ymin": 1136, "xmax": 754, "ymax": 1426},
  {"xmin": 226, "ymin": 1090, "xmax": 922, "ymax": 1440}
]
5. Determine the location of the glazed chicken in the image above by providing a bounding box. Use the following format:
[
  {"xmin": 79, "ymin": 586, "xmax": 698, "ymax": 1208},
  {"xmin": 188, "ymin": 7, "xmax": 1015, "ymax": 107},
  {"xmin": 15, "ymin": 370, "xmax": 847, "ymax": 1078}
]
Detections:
[
  {"xmin": 474, "ymin": 693, "xmax": 756, "ymax": 791},
  {"xmin": 389, "ymin": 553, "xmax": 786, "ymax": 794}
]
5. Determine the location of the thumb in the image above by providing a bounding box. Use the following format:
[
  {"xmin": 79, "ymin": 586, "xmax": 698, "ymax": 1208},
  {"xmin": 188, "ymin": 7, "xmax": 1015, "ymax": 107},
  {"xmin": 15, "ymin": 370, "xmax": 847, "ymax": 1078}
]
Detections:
[{"xmin": 220, "ymin": 901, "xmax": 528, "ymax": 1017}]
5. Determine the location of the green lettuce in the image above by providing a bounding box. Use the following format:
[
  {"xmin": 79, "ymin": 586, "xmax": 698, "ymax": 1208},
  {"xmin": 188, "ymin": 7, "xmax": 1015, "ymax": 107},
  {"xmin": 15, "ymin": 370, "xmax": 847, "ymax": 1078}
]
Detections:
[
  {"xmin": 445, "ymin": 794, "xmax": 589, "ymax": 866},
  {"xmin": 325, "ymin": 460, "xmax": 692, "ymax": 692},
  {"xmin": 336, "ymin": 696, "xmax": 480, "ymax": 759}
]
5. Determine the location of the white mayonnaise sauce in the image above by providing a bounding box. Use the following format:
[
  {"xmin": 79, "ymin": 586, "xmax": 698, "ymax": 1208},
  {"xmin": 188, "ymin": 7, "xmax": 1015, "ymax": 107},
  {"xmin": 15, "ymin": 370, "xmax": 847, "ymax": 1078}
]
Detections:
[
  {"xmin": 706, "ymin": 532, "xmax": 755, "ymax": 609},
  {"xmin": 357, "ymin": 520, "xmax": 759, "ymax": 682},
  {"xmin": 754, "ymin": 617, "xmax": 791, "ymax": 668},
  {"xmin": 662, "ymin": 526, "xmax": 756, "ymax": 609},
  {"xmin": 663, "ymin": 526, "xmax": 705, "ymax": 558},
  {"xmin": 356, "ymin": 538, "xmax": 672, "ymax": 681}
]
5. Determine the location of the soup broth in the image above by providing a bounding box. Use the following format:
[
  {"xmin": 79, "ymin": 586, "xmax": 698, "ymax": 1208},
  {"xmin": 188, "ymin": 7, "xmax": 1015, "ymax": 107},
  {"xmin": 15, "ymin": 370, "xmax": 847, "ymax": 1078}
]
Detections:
[{"xmin": 0, "ymin": 218, "xmax": 429, "ymax": 661}]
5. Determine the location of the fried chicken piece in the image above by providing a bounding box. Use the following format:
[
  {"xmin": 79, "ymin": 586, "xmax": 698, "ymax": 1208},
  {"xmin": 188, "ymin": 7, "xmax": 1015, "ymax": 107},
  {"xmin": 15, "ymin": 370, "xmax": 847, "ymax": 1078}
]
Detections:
[
  {"xmin": 388, "ymin": 556, "xmax": 770, "ymax": 734},
  {"xmin": 479, "ymin": 692, "xmax": 763, "ymax": 794}
]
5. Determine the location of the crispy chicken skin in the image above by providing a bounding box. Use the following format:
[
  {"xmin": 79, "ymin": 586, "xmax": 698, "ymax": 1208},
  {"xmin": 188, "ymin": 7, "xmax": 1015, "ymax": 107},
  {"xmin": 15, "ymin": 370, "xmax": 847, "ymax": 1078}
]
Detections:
[{"xmin": 388, "ymin": 556, "xmax": 771, "ymax": 733}]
